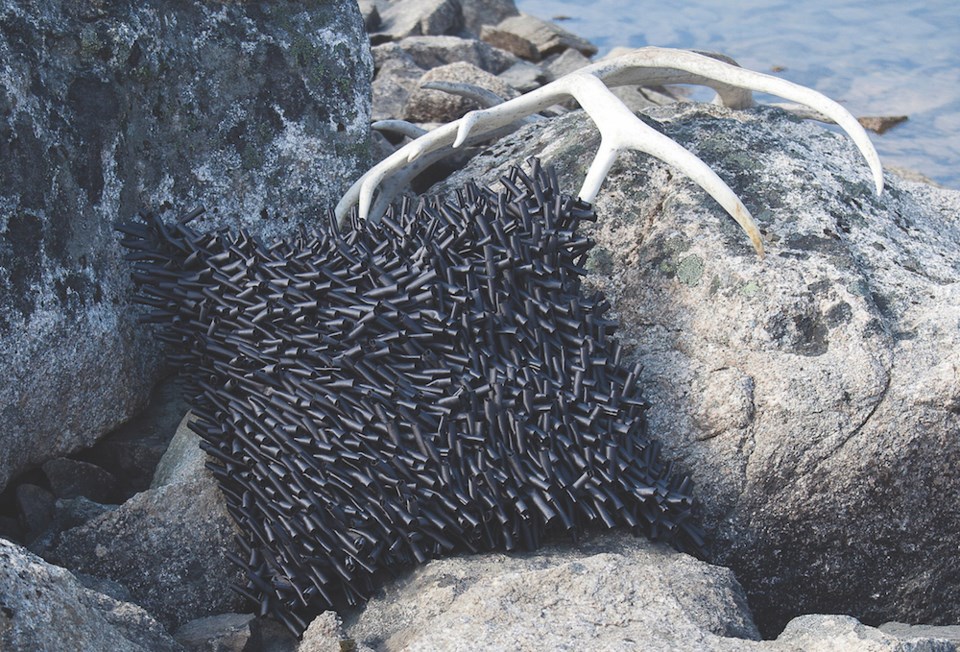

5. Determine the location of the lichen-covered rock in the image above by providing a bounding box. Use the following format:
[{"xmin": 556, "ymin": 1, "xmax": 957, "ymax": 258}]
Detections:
[
  {"xmin": 50, "ymin": 414, "xmax": 244, "ymax": 629},
  {"xmin": 0, "ymin": 538, "xmax": 182, "ymax": 652},
  {"xmin": 403, "ymin": 62, "xmax": 519, "ymax": 122},
  {"xmin": 339, "ymin": 533, "xmax": 761, "ymax": 651},
  {"xmin": 433, "ymin": 104, "xmax": 960, "ymax": 634},
  {"xmin": 0, "ymin": 0, "xmax": 372, "ymax": 492}
]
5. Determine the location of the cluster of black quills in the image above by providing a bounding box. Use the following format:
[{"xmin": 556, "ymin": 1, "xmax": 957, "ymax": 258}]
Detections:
[{"xmin": 118, "ymin": 160, "xmax": 704, "ymax": 635}]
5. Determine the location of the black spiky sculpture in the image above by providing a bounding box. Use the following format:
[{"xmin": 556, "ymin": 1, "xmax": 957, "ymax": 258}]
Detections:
[{"xmin": 118, "ymin": 160, "xmax": 703, "ymax": 634}]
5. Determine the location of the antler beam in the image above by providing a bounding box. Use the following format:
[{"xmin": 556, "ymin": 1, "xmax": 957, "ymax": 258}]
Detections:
[{"xmin": 337, "ymin": 47, "xmax": 884, "ymax": 257}]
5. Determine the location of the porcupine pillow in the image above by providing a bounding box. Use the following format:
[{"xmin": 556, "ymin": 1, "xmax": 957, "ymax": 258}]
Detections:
[{"xmin": 119, "ymin": 160, "xmax": 704, "ymax": 634}]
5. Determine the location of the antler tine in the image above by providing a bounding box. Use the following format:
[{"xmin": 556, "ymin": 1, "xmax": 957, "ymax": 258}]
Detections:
[
  {"xmin": 586, "ymin": 48, "xmax": 884, "ymax": 194},
  {"xmin": 336, "ymin": 47, "xmax": 883, "ymax": 250},
  {"xmin": 566, "ymin": 73, "xmax": 764, "ymax": 256}
]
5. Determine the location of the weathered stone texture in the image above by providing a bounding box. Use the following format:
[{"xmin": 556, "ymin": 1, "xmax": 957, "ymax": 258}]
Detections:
[
  {"xmin": 0, "ymin": 0, "xmax": 372, "ymax": 491},
  {"xmin": 434, "ymin": 103, "xmax": 960, "ymax": 634}
]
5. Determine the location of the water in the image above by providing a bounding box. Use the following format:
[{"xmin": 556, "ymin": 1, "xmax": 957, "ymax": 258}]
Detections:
[{"xmin": 516, "ymin": 0, "xmax": 960, "ymax": 189}]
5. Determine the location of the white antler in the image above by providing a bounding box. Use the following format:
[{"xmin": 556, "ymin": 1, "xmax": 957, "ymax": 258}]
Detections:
[{"xmin": 337, "ymin": 47, "xmax": 884, "ymax": 257}]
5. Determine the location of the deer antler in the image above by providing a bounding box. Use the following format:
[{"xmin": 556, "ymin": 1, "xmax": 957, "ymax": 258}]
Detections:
[{"xmin": 336, "ymin": 47, "xmax": 884, "ymax": 257}]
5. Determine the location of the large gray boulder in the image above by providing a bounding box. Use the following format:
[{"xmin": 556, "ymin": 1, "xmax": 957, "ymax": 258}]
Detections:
[
  {"xmin": 433, "ymin": 104, "xmax": 960, "ymax": 634},
  {"xmin": 49, "ymin": 414, "xmax": 245, "ymax": 629},
  {"xmin": 0, "ymin": 538, "xmax": 182, "ymax": 652},
  {"xmin": 334, "ymin": 533, "xmax": 762, "ymax": 651},
  {"xmin": 295, "ymin": 535, "xmax": 955, "ymax": 651},
  {"xmin": 0, "ymin": 0, "xmax": 373, "ymax": 491}
]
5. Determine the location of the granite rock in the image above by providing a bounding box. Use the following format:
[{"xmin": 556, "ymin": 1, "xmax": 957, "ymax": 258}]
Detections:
[
  {"xmin": 339, "ymin": 533, "xmax": 761, "ymax": 651},
  {"xmin": 50, "ymin": 414, "xmax": 244, "ymax": 629},
  {"xmin": 491, "ymin": 14, "xmax": 598, "ymax": 59},
  {"xmin": 396, "ymin": 35, "xmax": 518, "ymax": 74},
  {"xmin": 403, "ymin": 62, "xmax": 520, "ymax": 123},
  {"xmin": 432, "ymin": 103, "xmax": 960, "ymax": 634},
  {"xmin": 375, "ymin": 0, "xmax": 462, "ymax": 40},
  {"xmin": 459, "ymin": 0, "xmax": 519, "ymax": 38},
  {"xmin": 0, "ymin": 0, "xmax": 372, "ymax": 493},
  {"xmin": 173, "ymin": 613, "xmax": 259, "ymax": 652},
  {"xmin": 0, "ymin": 538, "xmax": 182, "ymax": 652}
]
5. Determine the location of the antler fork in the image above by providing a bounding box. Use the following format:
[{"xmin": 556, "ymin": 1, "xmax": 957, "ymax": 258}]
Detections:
[{"xmin": 336, "ymin": 47, "xmax": 884, "ymax": 257}]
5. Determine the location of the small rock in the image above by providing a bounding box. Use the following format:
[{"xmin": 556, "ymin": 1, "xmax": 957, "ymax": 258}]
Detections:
[
  {"xmin": 543, "ymin": 47, "xmax": 591, "ymax": 81},
  {"xmin": 0, "ymin": 538, "xmax": 182, "ymax": 652},
  {"xmin": 480, "ymin": 24, "xmax": 539, "ymax": 61},
  {"xmin": 880, "ymin": 622, "xmax": 960, "ymax": 647},
  {"xmin": 776, "ymin": 615, "xmax": 955, "ymax": 652},
  {"xmin": 41, "ymin": 457, "xmax": 118, "ymax": 503},
  {"xmin": 497, "ymin": 60, "xmax": 547, "ymax": 93},
  {"xmin": 858, "ymin": 115, "xmax": 909, "ymax": 134},
  {"xmin": 492, "ymin": 13, "xmax": 598, "ymax": 59},
  {"xmin": 51, "ymin": 414, "xmax": 244, "ymax": 630},
  {"xmin": 15, "ymin": 483, "xmax": 55, "ymax": 542},
  {"xmin": 397, "ymin": 35, "xmax": 517, "ymax": 73},
  {"xmin": 404, "ymin": 61, "xmax": 520, "ymax": 122},
  {"xmin": 372, "ymin": 56, "xmax": 427, "ymax": 122},
  {"xmin": 174, "ymin": 613, "xmax": 259, "ymax": 652},
  {"xmin": 297, "ymin": 612, "xmax": 368, "ymax": 652},
  {"xmin": 376, "ymin": 0, "xmax": 462, "ymax": 39},
  {"xmin": 460, "ymin": 0, "xmax": 519, "ymax": 37}
]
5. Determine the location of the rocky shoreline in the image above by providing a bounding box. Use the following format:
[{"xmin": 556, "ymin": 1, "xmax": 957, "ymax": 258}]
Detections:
[{"xmin": 2, "ymin": 0, "xmax": 959, "ymax": 650}]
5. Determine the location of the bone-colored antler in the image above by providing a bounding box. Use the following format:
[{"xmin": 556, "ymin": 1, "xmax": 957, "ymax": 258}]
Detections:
[{"xmin": 337, "ymin": 47, "xmax": 884, "ymax": 257}]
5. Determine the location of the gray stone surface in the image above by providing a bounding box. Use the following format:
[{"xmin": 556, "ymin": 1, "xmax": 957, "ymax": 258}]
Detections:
[
  {"xmin": 403, "ymin": 62, "xmax": 520, "ymax": 123},
  {"xmin": 881, "ymin": 623, "xmax": 960, "ymax": 647},
  {"xmin": 496, "ymin": 60, "xmax": 546, "ymax": 93},
  {"xmin": 14, "ymin": 483, "xmax": 55, "ymax": 542},
  {"xmin": 371, "ymin": 46, "xmax": 427, "ymax": 122},
  {"xmin": 50, "ymin": 414, "xmax": 244, "ymax": 629},
  {"xmin": 0, "ymin": 0, "xmax": 373, "ymax": 493},
  {"xmin": 173, "ymin": 613, "xmax": 259, "ymax": 652},
  {"xmin": 432, "ymin": 103, "xmax": 960, "ymax": 633},
  {"xmin": 376, "ymin": 0, "xmax": 462, "ymax": 39},
  {"xmin": 492, "ymin": 13, "xmax": 598, "ymax": 59},
  {"xmin": 340, "ymin": 533, "xmax": 761, "ymax": 651},
  {"xmin": 41, "ymin": 457, "xmax": 118, "ymax": 502},
  {"xmin": 0, "ymin": 537, "xmax": 182, "ymax": 652},
  {"xmin": 459, "ymin": 0, "xmax": 519, "ymax": 38},
  {"xmin": 480, "ymin": 24, "xmax": 539, "ymax": 61},
  {"xmin": 776, "ymin": 616, "xmax": 955, "ymax": 652},
  {"xmin": 396, "ymin": 35, "xmax": 518, "ymax": 74},
  {"xmin": 543, "ymin": 48, "xmax": 592, "ymax": 81}
]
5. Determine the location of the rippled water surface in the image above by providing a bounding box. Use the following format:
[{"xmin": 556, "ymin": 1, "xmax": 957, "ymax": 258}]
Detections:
[{"xmin": 516, "ymin": 0, "xmax": 960, "ymax": 188}]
